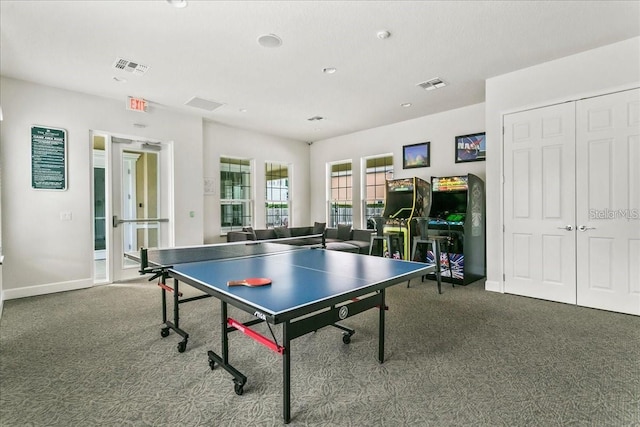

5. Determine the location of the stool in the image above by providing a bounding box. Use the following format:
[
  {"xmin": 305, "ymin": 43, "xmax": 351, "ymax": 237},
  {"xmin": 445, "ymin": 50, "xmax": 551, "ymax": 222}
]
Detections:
[
  {"xmin": 369, "ymin": 233, "xmax": 404, "ymax": 259},
  {"xmin": 369, "ymin": 234, "xmax": 391, "ymax": 257},
  {"xmin": 411, "ymin": 237, "xmax": 443, "ymax": 293},
  {"xmin": 386, "ymin": 232, "xmax": 404, "ymax": 259}
]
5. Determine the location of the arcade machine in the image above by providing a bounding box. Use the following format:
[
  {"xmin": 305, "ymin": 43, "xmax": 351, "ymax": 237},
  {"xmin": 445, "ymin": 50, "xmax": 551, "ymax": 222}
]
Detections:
[
  {"xmin": 377, "ymin": 177, "xmax": 430, "ymax": 260},
  {"xmin": 425, "ymin": 174, "xmax": 485, "ymax": 285}
]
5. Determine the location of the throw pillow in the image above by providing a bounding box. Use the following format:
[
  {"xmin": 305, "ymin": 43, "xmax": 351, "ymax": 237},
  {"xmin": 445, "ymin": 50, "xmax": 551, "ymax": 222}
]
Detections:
[
  {"xmin": 274, "ymin": 226, "xmax": 291, "ymax": 238},
  {"xmin": 242, "ymin": 226, "xmax": 257, "ymax": 240},
  {"xmin": 313, "ymin": 222, "xmax": 326, "ymax": 234},
  {"xmin": 337, "ymin": 223, "xmax": 352, "ymax": 241}
]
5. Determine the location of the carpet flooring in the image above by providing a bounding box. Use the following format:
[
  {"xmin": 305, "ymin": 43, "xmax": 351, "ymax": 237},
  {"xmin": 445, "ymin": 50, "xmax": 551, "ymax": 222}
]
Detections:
[{"xmin": 1, "ymin": 278, "xmax": 638, "ymax": 426}]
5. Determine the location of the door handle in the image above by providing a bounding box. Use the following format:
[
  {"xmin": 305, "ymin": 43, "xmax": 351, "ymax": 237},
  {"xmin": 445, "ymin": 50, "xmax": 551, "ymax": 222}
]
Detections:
[
  {"xmin": 557, "ymin": 225, "xmax": 574, "ymax": 231},
  {"xmin": 113, "ymin": 215, "xmax": 169, "ymax": 227},
  {"xmin": 578, "ymin": 225, "xmax": 595, "ymax": 232}
]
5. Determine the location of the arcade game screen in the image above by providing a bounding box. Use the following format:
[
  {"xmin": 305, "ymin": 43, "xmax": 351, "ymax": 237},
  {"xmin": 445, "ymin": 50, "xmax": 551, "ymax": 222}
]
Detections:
[
  {"xmin": 385, "ymin": 190, "xmax": 414, "ymax": 218},
  {"xmin": 430, "ymin": 191, "xmax": 467, "ymax": 224}
]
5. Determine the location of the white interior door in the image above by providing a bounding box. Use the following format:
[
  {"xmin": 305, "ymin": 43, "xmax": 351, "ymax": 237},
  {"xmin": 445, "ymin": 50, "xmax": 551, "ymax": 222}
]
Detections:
[
  {"xmin": 111, "ymin": 137, "xmax": 171, "ymax": 282},
  {"xmin": 575, "ymin": 88, "xmax": 640, "ymax": 315},
  {"xmin": 503, "ymin": 102, "xmax": 577, "ymax": 304}
]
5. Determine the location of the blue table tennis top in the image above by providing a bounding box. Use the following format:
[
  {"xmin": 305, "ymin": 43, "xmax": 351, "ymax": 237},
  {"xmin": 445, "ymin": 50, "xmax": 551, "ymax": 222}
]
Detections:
[{"xmin": 170, "ymin": 248, "xmax": 430, "ymax": 317}]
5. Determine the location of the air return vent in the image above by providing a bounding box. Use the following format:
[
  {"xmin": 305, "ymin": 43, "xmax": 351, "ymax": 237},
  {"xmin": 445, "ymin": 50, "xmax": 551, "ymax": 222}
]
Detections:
[
  {"xmin": 417, "ymin": 77, "xmax": 447, "ymax": 91},
  {"xmin": 113, "ymin": 58, "xmax": 150, "ymax": 75},
  {"xmin": 184, "ymin": 97, "xmax": 224, "ymax": 111}
]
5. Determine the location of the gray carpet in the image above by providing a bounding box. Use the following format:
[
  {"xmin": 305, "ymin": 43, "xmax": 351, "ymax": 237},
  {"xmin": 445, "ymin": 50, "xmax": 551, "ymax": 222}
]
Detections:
[{"xmin": 0, "ymin": 278, "xmax": 638, "ymax": 426}]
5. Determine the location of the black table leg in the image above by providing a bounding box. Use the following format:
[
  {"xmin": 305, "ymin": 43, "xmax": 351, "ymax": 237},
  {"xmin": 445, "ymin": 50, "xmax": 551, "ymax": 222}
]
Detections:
[
  {"xmin": 221, "ymin": 301, "xmax": 229, "ymax": 363},
  {"xmin": 283, "ymin": 320, "xmax": 291, "ymax": 423},
  {"xmin": 378, "ymin": 289, "xmax": 385, "ymax": 363}
]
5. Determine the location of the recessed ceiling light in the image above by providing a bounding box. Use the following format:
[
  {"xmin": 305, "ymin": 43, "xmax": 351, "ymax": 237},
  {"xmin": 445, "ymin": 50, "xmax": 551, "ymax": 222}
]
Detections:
[
  {"xmin": 322, "ymin": 67, "xmax": 337, "ymax": 74},
  {"xmin": 257, "ymin": 34, "xmax": 283, "ymax": 48},
  {"xmin": 377, "ymin": 30, "xmax": 391, "ymax": 39},
  {"xmin": 166, "ymin": 0, "xmax": 187, "ymax": 8},
  {"xmin": 401, "ymin": 103, "xmax": 412, "ymax": 108},
  {"xmin": 239, "ymin": 108, "xmax": 247, "ymax": 113}
]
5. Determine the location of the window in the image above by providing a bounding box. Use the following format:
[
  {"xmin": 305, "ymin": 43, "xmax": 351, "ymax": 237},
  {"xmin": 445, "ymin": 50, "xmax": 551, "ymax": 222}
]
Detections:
[
  {"xmin": 220, "ymin": 157, "xmax": 252, "ymax": 233},
  {"xmin": 328, "ymin": 161, "xmax": 352, "ymax": 226},
  {"xmin": 265, "ymin": 162, "xmax": 290, "ymax": 228},
  {"xmin": 363, "ymin": 155, "xmax": 393, "ymax": 228}
]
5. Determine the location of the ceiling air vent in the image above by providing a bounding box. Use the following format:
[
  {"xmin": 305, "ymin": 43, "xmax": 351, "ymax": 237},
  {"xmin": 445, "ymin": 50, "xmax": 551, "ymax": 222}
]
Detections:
[
  {"xmin": 184, "ymin": 96, "xmax": 224, "ymax": 111},
  {"xmin": 417, "ymin": 77, "xmax": 447, "ymax": 91},
  {"xmin": 113, "ymin": 58, "xmax": 150, "ymax": 75}
]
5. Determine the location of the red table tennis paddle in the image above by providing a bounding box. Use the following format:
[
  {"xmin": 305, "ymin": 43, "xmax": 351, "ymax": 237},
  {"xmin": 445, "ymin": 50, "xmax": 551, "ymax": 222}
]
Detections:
[{"xmin": 227, "ymin": 277, "xmax": 272, "ymax": 287}]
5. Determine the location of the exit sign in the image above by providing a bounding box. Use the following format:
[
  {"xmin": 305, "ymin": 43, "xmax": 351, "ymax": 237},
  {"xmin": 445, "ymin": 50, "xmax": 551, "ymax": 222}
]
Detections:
[{"xmin": 127, "ymin": 96, "xmax": 147, "ymax": 112}]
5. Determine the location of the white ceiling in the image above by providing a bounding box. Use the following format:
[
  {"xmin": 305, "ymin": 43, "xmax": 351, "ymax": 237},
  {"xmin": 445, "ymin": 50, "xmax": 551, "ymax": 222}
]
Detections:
[{"xmin": 1, "ymin": 1, "xmax": 639, "ymax": 142}]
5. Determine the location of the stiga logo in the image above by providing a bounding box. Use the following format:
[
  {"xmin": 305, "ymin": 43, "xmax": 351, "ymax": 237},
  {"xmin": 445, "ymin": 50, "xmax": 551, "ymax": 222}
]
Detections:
[
  {"xmin": 589, "ymin": 209, "xmax": 639, "ymax": 220},
  {"xmin": 253, "ymin": 311, "xmax": 266, "ymax": 320}
]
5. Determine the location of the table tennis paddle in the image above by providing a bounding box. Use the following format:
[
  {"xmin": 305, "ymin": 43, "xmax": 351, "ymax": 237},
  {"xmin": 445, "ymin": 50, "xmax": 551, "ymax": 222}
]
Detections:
[{"xmin": 227, "ymin": 277, "xmax": 272, "ymax": 287}]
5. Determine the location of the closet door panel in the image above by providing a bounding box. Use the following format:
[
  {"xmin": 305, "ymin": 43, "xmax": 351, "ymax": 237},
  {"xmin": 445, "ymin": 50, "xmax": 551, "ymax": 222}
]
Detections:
[
  {"xmin": 576, "ymin": 88, "xmax": 640, "ymax": 315},
  {"xmin": 503, "ymin": 103, "xmax": 577, "ymax": 304}
]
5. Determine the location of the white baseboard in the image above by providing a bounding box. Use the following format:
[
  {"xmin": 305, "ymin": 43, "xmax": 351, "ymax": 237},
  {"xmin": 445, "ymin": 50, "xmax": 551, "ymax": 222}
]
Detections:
[
  {"xmin": 2, "ymin": 278, "xmax": 93, "ymax": 300},
  {"xmin": 485, "ymin": 280, "xmax": 503, "ymax": 293}
]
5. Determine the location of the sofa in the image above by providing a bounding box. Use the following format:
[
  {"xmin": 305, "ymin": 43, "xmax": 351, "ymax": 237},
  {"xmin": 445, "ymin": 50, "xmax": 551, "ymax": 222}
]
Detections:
[
  {"xmin": 323, "ymin": 225, "xmax": 375, "ymax": 254},
  {"xmin": 226, "ymin": 222, "xmax": 374, "ymax": 254}
]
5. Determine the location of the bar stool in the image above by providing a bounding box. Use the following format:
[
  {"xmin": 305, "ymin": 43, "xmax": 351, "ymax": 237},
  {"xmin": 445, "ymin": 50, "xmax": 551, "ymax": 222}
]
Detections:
[
  {"xmin": 386, "ymin": 232, "xmax": 404, "ymax": 259},
  {"xmin": 369, "ymin": 217, "xmax": 390, "ymax": 257},
  {"xmin": 410, "ymin": 217, "xmax": 452, "ymax": 294}
]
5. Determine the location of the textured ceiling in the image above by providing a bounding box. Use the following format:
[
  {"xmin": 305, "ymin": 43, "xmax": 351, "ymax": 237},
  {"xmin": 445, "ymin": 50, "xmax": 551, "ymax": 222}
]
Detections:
[{"xmin": 1, "ymin": 1, "xmax": 639, "ymax": 142}]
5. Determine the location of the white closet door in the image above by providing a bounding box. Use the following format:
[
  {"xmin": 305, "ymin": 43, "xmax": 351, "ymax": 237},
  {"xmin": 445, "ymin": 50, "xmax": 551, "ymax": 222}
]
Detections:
[
  {"xmin": 503, "ymin": 102, "xmax": 577, "ymax": 304},
  {"xmin": 576, "ymin": 88, "xmax": 640, "ymax": 316}
]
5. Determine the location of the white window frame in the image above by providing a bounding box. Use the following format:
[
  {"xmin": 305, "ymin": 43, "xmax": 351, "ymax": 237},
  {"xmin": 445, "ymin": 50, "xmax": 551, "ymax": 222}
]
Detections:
[
  {"xmin": 220, "ymin": 156, "xmax": 254, "ymax": 234},
  {"xmin": 327, "ymin": 159, "xmax": 353, "ymax": 227},
  {"xmin": 265, "ymin": 161, "xmax": 291, "ymax": 228},
  {"xmin": 361, "ymin": 154, "xmax": 393, "ymax": 229}
]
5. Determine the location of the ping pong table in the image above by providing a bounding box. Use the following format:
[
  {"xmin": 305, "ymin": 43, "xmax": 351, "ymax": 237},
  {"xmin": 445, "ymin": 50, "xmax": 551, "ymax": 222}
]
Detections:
[{"xmin": 129, "ymin": 241, "xmax": 435, "ymax": 423}]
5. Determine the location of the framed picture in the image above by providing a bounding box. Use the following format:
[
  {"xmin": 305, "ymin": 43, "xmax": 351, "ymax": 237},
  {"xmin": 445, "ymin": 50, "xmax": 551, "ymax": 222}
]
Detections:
[
  {"xmin": 455, "ymin": 132, "xmax": 486, "ymax": 163},
  {"xmin": 403, "ymin": 142, "xmax": 430, "ymax": 169}
]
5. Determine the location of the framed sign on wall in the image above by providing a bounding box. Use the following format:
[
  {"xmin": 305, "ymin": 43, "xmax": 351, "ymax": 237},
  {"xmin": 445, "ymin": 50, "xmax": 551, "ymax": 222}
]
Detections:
[
  {"xmin": 31, "ymin": 125, "xmax": 67, "ymax": 190},
  {"xmin": 403, "ymin": 142, "xmax": 430, "ymax": 169},
  {"xmin": 455, "ymin": 132, "xmax": 486, "ymax": 163}
]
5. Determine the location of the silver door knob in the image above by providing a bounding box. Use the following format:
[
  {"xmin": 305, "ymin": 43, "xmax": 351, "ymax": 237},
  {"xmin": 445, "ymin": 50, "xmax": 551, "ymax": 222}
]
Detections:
[
  {"xmin": 578, "ymin": 225, "xmax": 595, "ymax": 232},
  {"xmin": 557, "ymin": 225, "xmax": 574, "ymax": 231}
]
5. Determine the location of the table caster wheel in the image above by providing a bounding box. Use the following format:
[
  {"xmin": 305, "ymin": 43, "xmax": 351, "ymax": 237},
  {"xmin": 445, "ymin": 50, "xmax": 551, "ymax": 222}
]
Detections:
[
  {"xmin": 161, "ymin": 328, "xmax": 170, "ymax": 338},
  {"xmin": 234, "ymin": 382, "xmax": 244, "ymax": 396},
  {"xmin": 177, "ymin": 341, "xmax": 187, "ymax": 353},
  {"xmin": 342, "ymin": 333, "xmax": 351, "ymax": 344},
  {"xmin": 208, "ymin": 359, "xmax": 216, "ymax": 370}
]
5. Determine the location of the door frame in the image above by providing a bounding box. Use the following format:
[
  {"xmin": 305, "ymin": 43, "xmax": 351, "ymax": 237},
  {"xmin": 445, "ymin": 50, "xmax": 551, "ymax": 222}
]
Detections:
[
  {"xmin": 500, "ymin": 86, "xmax": 640, "ymax": 315},
  {"xmin": 90, "ymin": 130, "xmax": 174, "ymax": 284}
]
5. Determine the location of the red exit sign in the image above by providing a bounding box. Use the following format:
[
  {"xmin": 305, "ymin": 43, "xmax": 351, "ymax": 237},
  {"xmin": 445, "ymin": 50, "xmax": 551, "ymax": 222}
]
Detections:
[{"xmin": 127, "ymin": 96, "xmax": 147, "ymax": 112}]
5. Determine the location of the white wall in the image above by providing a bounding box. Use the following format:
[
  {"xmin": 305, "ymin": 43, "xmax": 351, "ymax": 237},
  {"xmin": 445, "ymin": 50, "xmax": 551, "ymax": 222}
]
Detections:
[
  {"xmin": 0, "ymin": 77, "xmax": 204, "ymax": 299},
  {"xmin": 309, "ymin": 103, "xmax": 486, "ymax": 228},
  {"xmin": 484, "ymin": 36, "xmax": 640, "ymax": 293},
  {"xmin": 203, "ymin": 121, "xmax": 310, "ymax": 244}
]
